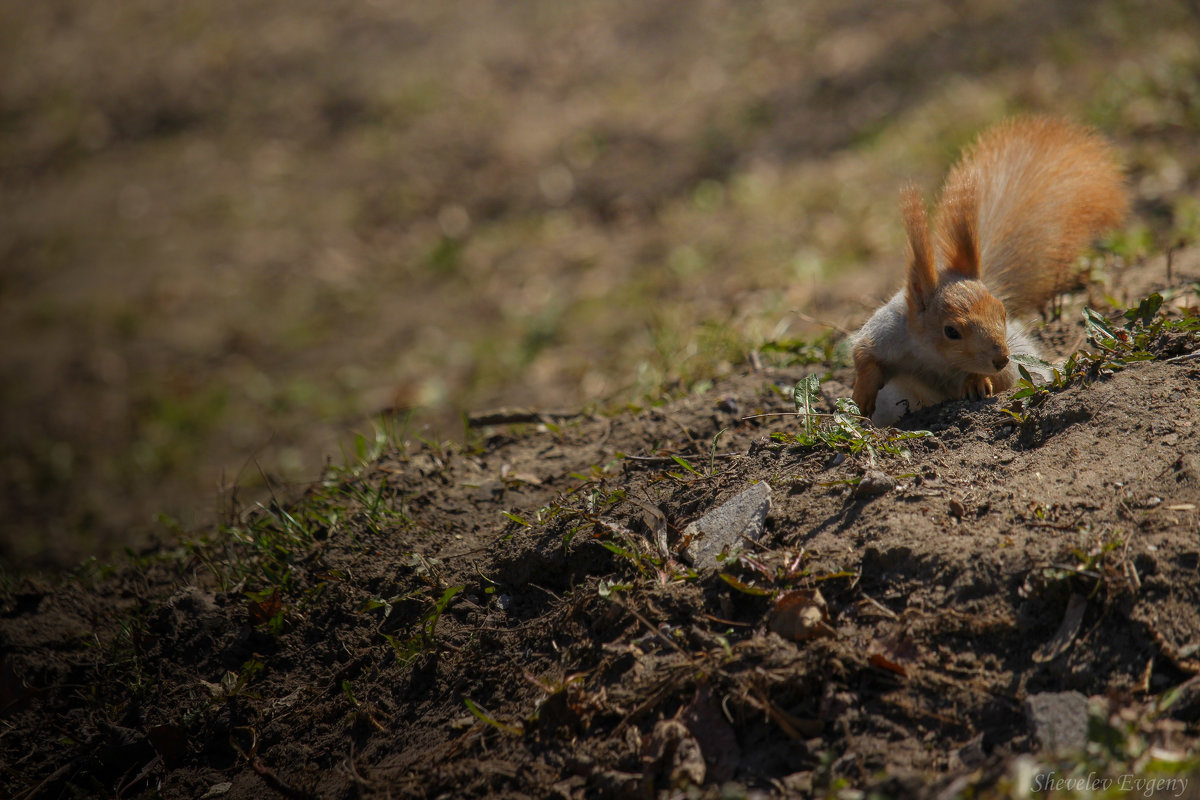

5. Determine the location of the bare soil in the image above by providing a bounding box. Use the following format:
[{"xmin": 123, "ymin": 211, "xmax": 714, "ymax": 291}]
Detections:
[{"xmin": 4, "ymin": 253, "xmax": 1199, "ymax": 798}]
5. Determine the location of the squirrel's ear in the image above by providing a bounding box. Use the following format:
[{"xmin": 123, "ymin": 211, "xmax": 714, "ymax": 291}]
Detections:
[
  {"xmin": 937, "ymin": 168, "xmax": 981, "ymax": 280},
  {"xmin": 901, "ymin": 184, "xmax": 936, "ymax": 315}
]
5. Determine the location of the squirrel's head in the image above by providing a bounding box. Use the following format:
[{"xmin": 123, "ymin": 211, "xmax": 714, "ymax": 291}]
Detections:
[
  {"xmin": 900, "ymin": 179, "xmax": 1011, "ymax": 376},
  {"xmin": 920, "ymin": 279, "xmax": 1010, "ymax": 374}
]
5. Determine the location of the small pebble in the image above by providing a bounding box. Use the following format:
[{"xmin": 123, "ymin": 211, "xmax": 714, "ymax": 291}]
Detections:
[{"xmin": 854, "ymin": 470, "xmax": 895, "ymax": 498}]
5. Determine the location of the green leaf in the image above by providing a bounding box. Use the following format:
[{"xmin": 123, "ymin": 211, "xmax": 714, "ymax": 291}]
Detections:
[
  {"xmin": 718, "ymin": 573, "xmax": 773, "ymax": 596},
  {"xmin": 834, "ymin": 397, "xmax": 861, "ymax": 416},
  {"xmin": 832, "ymin": 413, "xmax": 862, "ymax": 435},
  {"xmin": 709, "ymin": 428, "xmax": 727, "ymax": 476},
  {"xmin": 891, "ymin": 429, "xmax": 932, "ymax": 440},
  {"xmin": 464, "ymin": 698, "xmax": 524, "ymax": 736},
  {"xmin": 671, "ymin": 454, "xmax": 701, "ymax": 476},
  {"xmin": 1123, "ymin": 292, "xmax": 1163, "ymax": 327},
  {"xmin": 1011, "ymin": 352, "xmax": 1054, "ymax": 372},
  {"xmin": 1083, "ymin": 307, "xmax": 1118, "ymax": 347},
  {"xmin": 501, "ymin": 511, "xmax": 532, "ymax": 527},
  {"xmin": 599, "ymin": 540, "xmax": 646, "ymax": 566},
  {"xmin": 432, "ymin": 584, "xmax": 463, "ymax": 612},
  {"xmin": 794, "ymin": 374, "xmax": 821, "ymax": 434},
  {"xmin": 597, "ymin": 577, "xmax": 632, "ymax": 597},
  {"xmin": 424, "ymin": 585, "xmax": 463, "ymax": 638}
]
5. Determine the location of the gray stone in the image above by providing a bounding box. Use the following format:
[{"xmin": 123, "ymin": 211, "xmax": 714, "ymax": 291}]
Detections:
[
  {"xmin": 1025, "ymin": 691, "xmax": 1090, "ymax": 754},
  {"xmin": 680, "ymin": 482, "xmax": 772, "ymax": 571},
  {"xmin": 854, "ymin": 470, "xmax": 895, "ymax": 498}
]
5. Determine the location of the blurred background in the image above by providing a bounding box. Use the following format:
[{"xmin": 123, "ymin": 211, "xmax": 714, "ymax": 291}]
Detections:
[{"xmin": 2, "ymin": 0, "xmax": 1198, "ymax": 571}]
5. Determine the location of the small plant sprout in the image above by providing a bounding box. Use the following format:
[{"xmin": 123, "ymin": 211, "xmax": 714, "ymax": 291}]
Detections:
[
  {"xmin": 382, "ymin": 584, "xmax": 464, "ymax": 666},
  {"xmin": 774, "ymin": 374, "xmax": 931, "ymax": 460},
  {"xmin": 709, "ymin": 427, "xmax": 728, "ymax": 476},
  {"xmin": 463, "ymin": 698, "xmax": 523, "ymax": 736}
]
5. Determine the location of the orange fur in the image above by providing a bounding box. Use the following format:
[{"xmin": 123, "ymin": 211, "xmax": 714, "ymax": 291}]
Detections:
[
  {"xmin": 937, "ymin": 116, "xmax": 1129, "ymax": 314},
  {"xmin": 902, "ymin": 184, "xmax": 936, "ymax": 317},
  {"xmin": 938, "ymin": 170, "xmax": 981, "ymax": 279},
  {"xmin": 851, "ymin": 345, "xmax": 884, "ymax": 417}
]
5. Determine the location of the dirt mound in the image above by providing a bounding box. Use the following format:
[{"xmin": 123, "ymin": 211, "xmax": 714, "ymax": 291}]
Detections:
[
  {"xmin": 4, "ymin": 263, "xmax": 1200, "ymax": 798},
  {"xmin": 6, "ymin": 0, "xmax": 1200, "ymax": 573}
]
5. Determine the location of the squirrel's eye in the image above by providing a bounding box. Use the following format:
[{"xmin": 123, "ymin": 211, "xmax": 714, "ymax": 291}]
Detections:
[{"xmin": 944, "ymin": 325, "xmax": 961, "ymax": 340}]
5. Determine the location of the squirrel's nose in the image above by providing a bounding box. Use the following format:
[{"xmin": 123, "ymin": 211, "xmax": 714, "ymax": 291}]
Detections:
[{"xmin": 993, "ymin": 355, "xmax": 1009, "ymax": 371}]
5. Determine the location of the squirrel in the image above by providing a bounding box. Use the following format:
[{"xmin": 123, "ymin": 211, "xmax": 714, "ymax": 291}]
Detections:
[{"xmin": 851, "ymin": 116, "xmax": 1129, "ymax": 426}]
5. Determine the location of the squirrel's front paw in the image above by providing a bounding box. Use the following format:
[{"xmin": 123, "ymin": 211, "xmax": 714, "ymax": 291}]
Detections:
[
  {"xmin": 852, "ymin": 358, "xmax": 884, "ymax": 419},
  {"xmin": 962, "ymin": 374, "xmax": 995, "ymax": 401}
]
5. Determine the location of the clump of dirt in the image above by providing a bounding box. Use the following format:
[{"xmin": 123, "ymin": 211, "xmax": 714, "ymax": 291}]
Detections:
[{"xmin": 3, "ymin": 256, "xmax": 1200, "ymax": 798}]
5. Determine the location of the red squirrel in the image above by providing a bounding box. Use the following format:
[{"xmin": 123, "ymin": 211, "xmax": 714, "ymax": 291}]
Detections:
[{"xmin": 851, "ymin": 116, "xmax": 1129, "ymax": 425}]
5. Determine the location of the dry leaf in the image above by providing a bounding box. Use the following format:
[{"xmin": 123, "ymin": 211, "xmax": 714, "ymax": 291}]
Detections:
[
  {"xmin": 1033, "ymin": 592, "xmax": 1087, "ymax": 663},
  {"xmin": 868, "ymin": 631, "xmax": 920, "ymax": 678},
  {"xmin": 247, "ymin": 589, "xmax": 282, "ymax": 626},
  {"xmin": 768, "ymin": 589, "xmax": 835, "ymax": 642}
]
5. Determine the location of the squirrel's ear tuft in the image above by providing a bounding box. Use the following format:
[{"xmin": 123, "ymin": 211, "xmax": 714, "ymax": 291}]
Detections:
[
  {"xmin": 902, "ymin": 184, "xmax": 936, "ymax": 315},
  {"xmin": 937, "ymin": 168, "xmax": 981, "ymax": 279}
]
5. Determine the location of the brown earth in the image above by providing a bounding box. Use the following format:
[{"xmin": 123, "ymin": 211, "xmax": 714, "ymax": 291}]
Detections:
[
  {"xmin": 4, "ymin": 0, "xmax": 1200, "ymax": 571},
  {"xmin": 4, "ymin": 1, "xmax": 1200, "ymax": 795},
  {"xmin": 3, "ymin": 252, "xmax": 1199, "ymax": 798}
]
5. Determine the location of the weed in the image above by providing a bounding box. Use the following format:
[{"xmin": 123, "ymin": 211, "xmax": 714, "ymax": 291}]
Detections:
[
  {"xmin": 1020, "ymin": 530, "xmax": 1137, "ymax": 614},
  {"xmin": 361, "ymin": 588, "xmax": 425, "ymax": 625},
  {"xmin": 669, "ymin": 454, "xmax": 703, "ymax": 478},
  {"xmin": 1056, "ymin": 531, "xmax": 1135, "ymax": 603},
  {"xmin": 708, "ymin": 427, "xmax": 728, "ymax": 476},
  {"xmin": 596, "ymin": 577, "xmax": 634, "ymax": 597},
  {"xmin": 1003, "ymin": 293, "xmax": 1200, "ymax": 423},
  {"xmin": 756, "ymin": 330, "xmax": 841, "ymax": 368},
  {"xmin": 591, "ymin": 515, "xmax": 698, "ymax": 593},
  {"xmin": 715, "ymin": 545, "xmax": 849, "ymax": 600},
  {"xmin": 771, "ymin": 375, "xmax": 932, "ymax": 460},
  {"xmin": 200, "ymin": 659, "xmax": 264, "ymax": 701},
  {"xmin": 596, "ymin": 526, "xmax": 664, "ymax": 577},
  {"xmin": 94, "ymin": 612, "xmax": 154, "ymax": 708},
  {"xmin": 501, "ymin": 511, "xmax": 533, "ymax": 528},
  {"xmin": 330, "ymin": 413, "xmax": 413, "ymax": 480},
  {"xmin": 463, "ymin": 698, "xmax": 523, "ymax": 736},
  {"xmin": 382, "ymin": 584, "xmax": 464, "ymax": 666}
]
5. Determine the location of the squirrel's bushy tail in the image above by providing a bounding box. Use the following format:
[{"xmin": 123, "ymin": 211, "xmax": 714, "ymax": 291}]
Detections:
[{"xmin": 936, "ymin": 116, "xmax": 1128, "ymax": 314}]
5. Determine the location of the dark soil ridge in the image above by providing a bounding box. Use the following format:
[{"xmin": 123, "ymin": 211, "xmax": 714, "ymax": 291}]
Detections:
[{"xmin": 4, "ymin": 275, "xmax": 1200, "ymax": 798}]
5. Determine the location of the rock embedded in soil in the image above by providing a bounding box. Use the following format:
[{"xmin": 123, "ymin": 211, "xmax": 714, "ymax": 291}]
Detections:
[
  {"xmin": 1025, "ymin": 691, "xmax": 1090, "ymax": 754},
  {"xmin": 854, "ymin": 470, "xmax": 896, "ymax": 498},
  {"xmin": 680, "ymin": 481, "xmax": 772, "ymax": 571}
]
